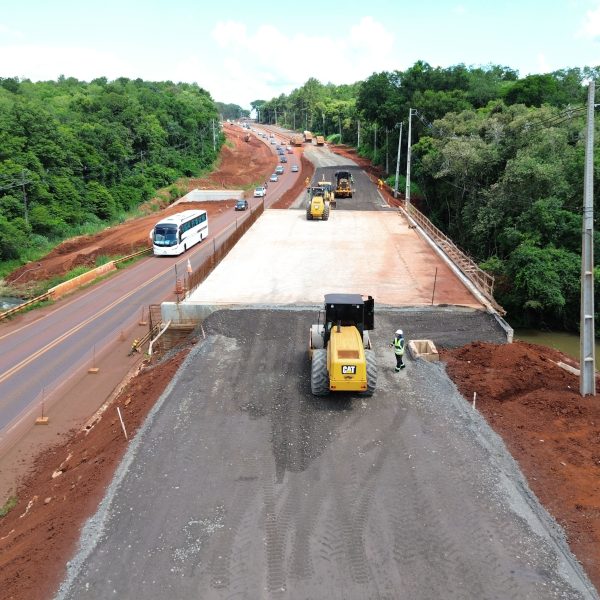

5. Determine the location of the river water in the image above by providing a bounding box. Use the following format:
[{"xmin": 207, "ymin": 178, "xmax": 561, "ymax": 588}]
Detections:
[
  {"xmin": 515, "ymin": 329, "xmax": 600, "ymax": 369},
  {"xmin": 0, "ymin": 296, "xmax": 23, "ymax": 310}
]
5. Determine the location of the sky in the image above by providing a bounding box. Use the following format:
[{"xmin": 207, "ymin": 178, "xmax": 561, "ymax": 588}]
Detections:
[{"xmin": 1, "ymin": 0, "xmax": 599, "ymax": 109}]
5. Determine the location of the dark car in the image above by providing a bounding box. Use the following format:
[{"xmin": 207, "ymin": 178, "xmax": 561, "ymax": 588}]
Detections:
[
  {"xmin": 280, "ymin": 155, "xmax": 287, "ymax": 163},
  {"xmin": 235, "ymin": 199, "xmax": 249, "ymax": 211}
]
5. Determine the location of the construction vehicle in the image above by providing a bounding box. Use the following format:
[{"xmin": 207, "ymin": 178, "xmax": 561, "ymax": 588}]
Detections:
[
  {"xmin": 317, "ymin": 176, "xmax": 336, "ymax": 208},
  {"xmin": 303, "ymin": 130, "xmax": 313, "ymax": 144},
  {"xmin": 306, "ymin": 186, "xmax": 330, "ymax": 220},
  {"xmin": 315, "ymin": 135, "xmax": 325, "ymax": 145},
  {"xmin": 290, "ymin": 134, "xmax": 304, "ymax": 146},
  {"xmin": 309, "ymin": 294, "xmax": 377, "ymax": 396},
  {"xmin": 334, "ymin": 170, "xmax": 353, "ymax": 198}
]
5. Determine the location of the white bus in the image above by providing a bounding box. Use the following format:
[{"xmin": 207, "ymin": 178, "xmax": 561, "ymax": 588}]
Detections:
[{"xmin": 151, "ymin": 210, "xmax": 208, "ymax": 256}]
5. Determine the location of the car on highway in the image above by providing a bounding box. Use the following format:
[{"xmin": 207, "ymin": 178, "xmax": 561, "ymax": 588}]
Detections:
[
  {"xmin": 286, "ymin": 146, "xmax": 293, "ymax": 154},
  {"xmin": 253, "ymin": 187, "xmax": 266, "ymax": 198},
  {"xmin": 280, "ymin": 156, "xmax": 287, "ymax": 163},
  {"xmin": 291, "ymin": 164, "xmax": 299, "ymax": 172},
  {"xmin": 235, "ymin": 199, "xmax": 249, "ymax": 211},
  {"xmin": 275, "ymin": 165, "xmax": 284, "ymax": 174},
  {"xmin": 269, "ymin": 173, "xmax": 279, "ymax": 182},
  {"xmin": 270, "ymin": 138, "xmax": 276, "ymax": 145}
]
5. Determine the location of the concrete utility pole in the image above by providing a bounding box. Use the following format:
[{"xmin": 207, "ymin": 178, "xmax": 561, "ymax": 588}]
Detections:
[
  {"xmin": 274, "ymin": 108, "xmax": 277, "ymax": 125},
  {"xmin": 338, "ymin": 115, "xmax": 342, "ymax": 142},
  {"xmin": 374, "ymin": 124, "xmax": 377, "ymax": 160},
  {"xmin": 394, "ymin": 122, "xmax": 403, "ymax": 198},
  {"xmin": 212, "ymin": 120, "xmax": 216, "ymax": 151},
  {"xmin": 580, "ymin": 80, "xmax": 596, "ymax": 396},
  {"xmin": 385, "ymin": 128, "xmax": 389, "ymax": 173},
  {"xmin": 405, "ymin": 108, "xmax": 415, "ymax": 209},
  {"xmin": 293, "ymin": 112, "xmax": 296, "ymax": 130},
  {"xmin": 357, "ymin": 119, "xmax": 361, "ymax": 148}
]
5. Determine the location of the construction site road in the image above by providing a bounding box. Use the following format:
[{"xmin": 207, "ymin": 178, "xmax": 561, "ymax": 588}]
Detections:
[{"xmin": 57, "ymin": 309, "xmax": 596, "ymax": 600}]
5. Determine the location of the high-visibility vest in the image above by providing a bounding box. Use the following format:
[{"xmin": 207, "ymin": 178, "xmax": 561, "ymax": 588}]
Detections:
[{"xmin": 393, "ymin": 337, "xmax": 405, "ymax": 355}]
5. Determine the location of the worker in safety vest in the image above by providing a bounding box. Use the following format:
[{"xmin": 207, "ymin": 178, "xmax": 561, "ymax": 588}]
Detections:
[{"xmin": 390, "ymin": 329, "xmax": 405, "ymax": 371}]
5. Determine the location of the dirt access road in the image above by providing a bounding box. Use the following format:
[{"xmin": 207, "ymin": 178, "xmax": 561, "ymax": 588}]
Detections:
[{"xmin": 0, "ymin": 126, "xmax": 598, "ymax": 600}]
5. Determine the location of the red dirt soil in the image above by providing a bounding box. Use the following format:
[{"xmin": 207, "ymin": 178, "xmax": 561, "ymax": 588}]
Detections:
[
  {"xmin": 442, "ymin": 341, "xmax": 600, "ymax": 584},
  {"xmin": 1, "ymin": 133, "xmax": 599, "ymax": 599}
]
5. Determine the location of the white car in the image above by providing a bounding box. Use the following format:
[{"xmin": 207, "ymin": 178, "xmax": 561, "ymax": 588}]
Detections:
[
  {"xmin": 254, "ymin": 187, "xmax": 266, "ymax": 198},
  {"xmin": 291, "ymin": 164, "xmax": 299, "ymax": 172}
]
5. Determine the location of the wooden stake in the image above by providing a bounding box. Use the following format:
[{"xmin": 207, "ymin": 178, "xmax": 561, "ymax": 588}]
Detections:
[
  {"xmin": 472, "ymin": 392, "xmax": 477, "ymax": 410},
  {"xmin": 35, "ymin": 396, "xmax": 49, "ymax": 425},
  {"xmin": 117, "ymin": 407, "xmax": 128, "ymax": 440}
]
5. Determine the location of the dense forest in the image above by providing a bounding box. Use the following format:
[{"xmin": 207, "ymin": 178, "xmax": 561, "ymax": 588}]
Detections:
[
  {"xmin": 0, "ymin": 76, "xmax": 222, "ymax": 270},
  {"xmin": 255, "ymin": 63, "xmax": 600, "ymax": 331}
]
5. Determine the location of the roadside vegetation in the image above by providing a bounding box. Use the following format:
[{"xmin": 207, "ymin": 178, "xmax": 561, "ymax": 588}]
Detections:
[
  {"xmin": 256, "ymin": 64, "xmax": 600, "ymax": 331},
  {"xmin": 0, "ymin": 76, "xmax": 223, "ymax": 269}
]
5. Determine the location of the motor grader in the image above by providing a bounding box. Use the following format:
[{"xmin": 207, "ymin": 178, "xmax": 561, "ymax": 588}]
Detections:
[
  {"xmin": 309, "ymin": 294, "xmax": 377, "ymax": 396},
  {"xmin": 334, "ymin": 170, "xmax": 353, "ymax": 198},
  {"xmin": 306, "ymin": 186, "xmax": 330, "ymax": 220}
]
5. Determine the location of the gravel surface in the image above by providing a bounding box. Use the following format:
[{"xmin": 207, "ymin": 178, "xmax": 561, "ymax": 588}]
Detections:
[{"xmin": 56, "ymin": 308, "xmax": 596, "ymax": 600}]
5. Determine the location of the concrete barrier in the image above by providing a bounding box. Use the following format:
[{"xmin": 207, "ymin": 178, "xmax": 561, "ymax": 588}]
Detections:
[{"xmin": 49, "ymin": 262, "xmax": 117, "ymax": 299}]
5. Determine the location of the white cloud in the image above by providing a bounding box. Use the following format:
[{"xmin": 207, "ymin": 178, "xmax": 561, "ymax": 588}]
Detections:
[
  {"xmin": 206, "ymin": 16, "xmax": 397, "ymax": 106},
  {"xmin": 578, "ymin": 2, "xmax": 600, "ymax": 39},
  {"xmin": 0, "ymin": 45, "xmax": 131, "ymax": 81},
  {"xmin": 453, "ymin": 5, "xmax": 467, "ymax": 14},
  {"xmin": 536, "ymin": 52, "xmax": 551, "ymax": 73},
  {"xmin": 0, "ymin": 17, "xmax": 399, "ymax": 108},
  {"xmin": 0, "ymin": 23, "xmax": 24, "ymax": 38}
]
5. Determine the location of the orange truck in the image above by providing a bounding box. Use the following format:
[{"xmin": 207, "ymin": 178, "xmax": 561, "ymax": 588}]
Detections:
[
  {"xmin": 303, "ymin": 130, "xmax": 313, "ymax": 143},
  {"xmin": 315, "ymin": 135, "xmax": 325, "ymax": 145},
  {"xmin": 290, "ymin": 134, "xmax": 304, "ymax": 146}
]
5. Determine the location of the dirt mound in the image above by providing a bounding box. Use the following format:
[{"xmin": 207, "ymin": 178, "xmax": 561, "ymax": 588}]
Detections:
[{"xmin": 441, "ymin": 340, "xmax": 600, "ymax": 583}]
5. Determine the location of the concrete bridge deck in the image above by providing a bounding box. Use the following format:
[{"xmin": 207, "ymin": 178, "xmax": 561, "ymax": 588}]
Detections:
[{"xmin": 182, "ymin": 208, "xmax": 482, "ymax": 310}]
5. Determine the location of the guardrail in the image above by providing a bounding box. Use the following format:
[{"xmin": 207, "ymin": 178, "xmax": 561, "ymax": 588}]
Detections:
[
  {"xmin": 404, "ymin": 204, "xmax": 502, "ymax": 312},
  {"xmin": 0, "ymin": 247, "xmax": 152, "ymax": 322}
]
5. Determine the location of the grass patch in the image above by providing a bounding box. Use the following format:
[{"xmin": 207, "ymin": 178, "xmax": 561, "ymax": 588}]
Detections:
[{"xmin": 0, "ymin": 496, "xmax": 17, "ymax": 518}]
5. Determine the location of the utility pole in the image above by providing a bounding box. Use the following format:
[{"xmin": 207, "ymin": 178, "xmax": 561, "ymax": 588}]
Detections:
[
  {"xmin": 21, "ymin": 169, "xmax": 29, "ymax": 226},
  {"xmin": 405, "ymin": 108, "xmax": 415, "ymax": 210},
  {"xmin": 322, "ymin": 112, "xmax": 325, "ymax": 135},
  {"xmin": 293, "ymin": 111, "xmax": 296, "ymax": 130},
  {"xmin": 394, "ymin": 122, "xmax": 403, "ymax": 198},
  {"xmin": 580, "ymin": 80, "xmax": 596, "ymax": 396},
  {"xmin": 385, "ymin": 128, "xmax": 389, "ymax": 174},
  {"xmin": 357, "ymin": 119, "xmax": 361, "ymax": 148},
  {"xmin": 212, "ymin": 119, "xmax": 216, "ymax": 151},
  {"xmin": 338, "ymin": 115, "xmax": 342, "ymax": 142},
  {"xmin": 374, "ymin": 124, "xmax": 377, "ymax": 161},
  {"xmin": 274, "ymin": 108, "xmax": 277, "ymax": 125}
]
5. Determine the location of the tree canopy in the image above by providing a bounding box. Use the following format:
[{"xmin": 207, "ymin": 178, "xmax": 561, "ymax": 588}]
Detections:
[{"xmin": 0, "ymin": 77, "xmax": 222, "ymax": 265}]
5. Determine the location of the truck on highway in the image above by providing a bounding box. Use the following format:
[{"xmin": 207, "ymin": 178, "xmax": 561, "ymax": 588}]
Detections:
[
  {"xmin": 290, "ymin": 134, "xmax": 304, "ymax": 146},
  {"xmin": 303, "ymin": 130, "xmax": 313, "ymax": 144},
  {"xmin": 315, "ymin": 135, "xmax": 325, "ymax": 145}
]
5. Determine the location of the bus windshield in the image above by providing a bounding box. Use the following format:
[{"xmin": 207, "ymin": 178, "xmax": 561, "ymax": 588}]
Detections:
[{"xmin": 153, "ymin": 224, "xmax": 178, "ymax": 246}]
